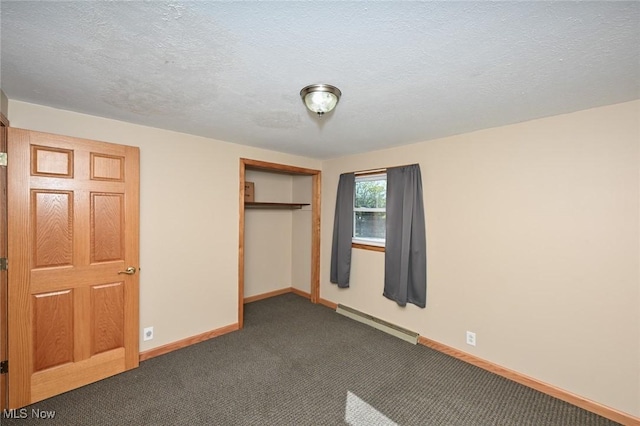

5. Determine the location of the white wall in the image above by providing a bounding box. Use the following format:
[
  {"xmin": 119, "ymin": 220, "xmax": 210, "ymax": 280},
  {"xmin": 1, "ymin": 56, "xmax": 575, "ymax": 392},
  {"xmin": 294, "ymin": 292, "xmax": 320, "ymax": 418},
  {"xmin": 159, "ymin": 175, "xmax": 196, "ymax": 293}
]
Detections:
[
  {"xmin": 7, "ymin": 100, "xmax": 322, "ymax": 352},
  {"xmin": 320, "ymin": 100, "xmax": 640, "ymax": 417}
]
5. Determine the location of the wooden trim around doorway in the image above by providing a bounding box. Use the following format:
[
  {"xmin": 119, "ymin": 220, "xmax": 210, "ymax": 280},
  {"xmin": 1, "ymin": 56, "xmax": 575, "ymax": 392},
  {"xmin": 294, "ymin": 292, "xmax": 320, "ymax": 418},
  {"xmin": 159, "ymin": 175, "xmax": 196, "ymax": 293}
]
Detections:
[
  {"xmin": 238, "ymin": 158, "xmax": 321, "ymax": 329},
  {"xmin": 238, "ymin": 160, "xmax": 246, "ymax": 329}
]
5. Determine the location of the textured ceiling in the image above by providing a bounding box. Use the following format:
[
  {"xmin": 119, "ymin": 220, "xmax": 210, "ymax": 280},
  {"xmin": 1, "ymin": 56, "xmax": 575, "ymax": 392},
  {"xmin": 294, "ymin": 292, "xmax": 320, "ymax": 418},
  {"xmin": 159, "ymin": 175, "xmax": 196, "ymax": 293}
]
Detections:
[{"xmin": 1, "ymin": 1, "xmax": 639, "ymax": 159}]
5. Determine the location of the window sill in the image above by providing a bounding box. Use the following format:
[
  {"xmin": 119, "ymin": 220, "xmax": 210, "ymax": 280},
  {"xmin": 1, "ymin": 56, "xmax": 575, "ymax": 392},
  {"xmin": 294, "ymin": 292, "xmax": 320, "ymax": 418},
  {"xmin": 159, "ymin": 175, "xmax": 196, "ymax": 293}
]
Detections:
[{"xmin": 352, "ymin": 243, "xmax": 385, "ymax": 253}]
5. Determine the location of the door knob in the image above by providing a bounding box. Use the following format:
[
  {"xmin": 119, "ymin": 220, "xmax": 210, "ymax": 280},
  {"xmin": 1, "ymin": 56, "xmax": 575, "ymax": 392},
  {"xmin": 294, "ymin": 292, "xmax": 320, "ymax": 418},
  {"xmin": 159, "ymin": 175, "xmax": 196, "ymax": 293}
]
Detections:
[{"xmin": 118, "ymin": 267, "xmax": 137, "ymax": 275}]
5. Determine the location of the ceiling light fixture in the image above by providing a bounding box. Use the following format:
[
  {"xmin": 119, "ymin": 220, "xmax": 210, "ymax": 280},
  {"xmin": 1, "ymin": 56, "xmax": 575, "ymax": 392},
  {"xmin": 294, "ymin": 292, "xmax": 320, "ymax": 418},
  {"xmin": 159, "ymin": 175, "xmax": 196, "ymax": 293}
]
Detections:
[{"xmin": 300, "ymin": 84, "xmax": 342, "ymax": 116}]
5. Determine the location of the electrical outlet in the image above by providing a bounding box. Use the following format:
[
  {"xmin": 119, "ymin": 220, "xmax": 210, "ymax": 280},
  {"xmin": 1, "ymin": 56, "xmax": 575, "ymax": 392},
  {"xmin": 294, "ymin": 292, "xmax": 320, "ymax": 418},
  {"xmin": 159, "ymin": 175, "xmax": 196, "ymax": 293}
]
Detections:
[
  {"xmin": 466, "ymin": 331, "xmax": 476, "ymax": 346},
  {"xmin": 143, "ymin": 326, "xmax": 154, "ymax": 341}
]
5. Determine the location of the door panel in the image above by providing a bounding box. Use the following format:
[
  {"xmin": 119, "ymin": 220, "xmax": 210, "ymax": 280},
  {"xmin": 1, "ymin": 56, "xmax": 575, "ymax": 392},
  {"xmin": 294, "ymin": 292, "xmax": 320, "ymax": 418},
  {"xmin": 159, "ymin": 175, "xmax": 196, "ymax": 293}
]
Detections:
[
  {"xmin": 91, "ymin": 193, "xmax": 124, "ymax": 262},
  {"xmin": 31, "ymin": 145, "xmax": 73, "ymax": 177},
  {"xmin": 8, "ymin": 128, "xmax": 139, "ymax": 408},
  {"xmin": 32, "ymin": 190, "xmax": 74, "ymax": 267},
  {"xmin": 91, "ymin": 282, "xmax": 124, "ymax": 355},
  {"xmin": 33, "ymin": 290, "xmax": 74, "ymax": 371}
]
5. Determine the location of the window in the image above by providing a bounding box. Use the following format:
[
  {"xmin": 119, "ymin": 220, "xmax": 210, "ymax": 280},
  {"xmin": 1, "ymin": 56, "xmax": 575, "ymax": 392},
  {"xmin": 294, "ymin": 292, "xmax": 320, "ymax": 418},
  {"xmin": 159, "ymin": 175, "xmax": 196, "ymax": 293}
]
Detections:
[{"xmin": 353, "ymin": 173, "xmax": 386, "ymax": 246}]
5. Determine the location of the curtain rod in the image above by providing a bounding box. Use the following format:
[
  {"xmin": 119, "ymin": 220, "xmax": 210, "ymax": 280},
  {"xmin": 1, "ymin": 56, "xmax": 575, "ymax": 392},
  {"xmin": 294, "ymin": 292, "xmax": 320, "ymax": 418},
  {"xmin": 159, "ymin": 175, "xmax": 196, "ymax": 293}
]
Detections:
[{"xmin": 352, "ymin": 163, "xmax": 416, "ymax": 175}]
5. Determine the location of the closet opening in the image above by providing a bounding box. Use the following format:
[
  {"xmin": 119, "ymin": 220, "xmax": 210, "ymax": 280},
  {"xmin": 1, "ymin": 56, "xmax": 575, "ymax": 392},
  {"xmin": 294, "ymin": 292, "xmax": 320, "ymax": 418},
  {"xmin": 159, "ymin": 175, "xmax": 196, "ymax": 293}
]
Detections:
[{"xmin": 238, "ymin": 158, "xmax": 321, "ymax": 328}]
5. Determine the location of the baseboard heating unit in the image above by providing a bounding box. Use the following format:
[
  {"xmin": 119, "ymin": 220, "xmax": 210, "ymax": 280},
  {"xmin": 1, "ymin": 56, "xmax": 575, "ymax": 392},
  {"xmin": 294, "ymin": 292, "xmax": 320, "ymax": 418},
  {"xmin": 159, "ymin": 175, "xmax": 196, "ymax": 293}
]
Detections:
[{"xmin": 336, "ymin": 304, "xmax": 418, "ymax": 345}]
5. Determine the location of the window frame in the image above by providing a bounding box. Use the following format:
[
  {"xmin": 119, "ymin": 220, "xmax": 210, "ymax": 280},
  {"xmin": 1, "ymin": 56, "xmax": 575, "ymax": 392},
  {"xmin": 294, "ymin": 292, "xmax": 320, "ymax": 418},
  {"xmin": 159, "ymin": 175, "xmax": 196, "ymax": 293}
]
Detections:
[{"xmin": 352, "ymin": 172, "xmax": 387, "ymax": 250}]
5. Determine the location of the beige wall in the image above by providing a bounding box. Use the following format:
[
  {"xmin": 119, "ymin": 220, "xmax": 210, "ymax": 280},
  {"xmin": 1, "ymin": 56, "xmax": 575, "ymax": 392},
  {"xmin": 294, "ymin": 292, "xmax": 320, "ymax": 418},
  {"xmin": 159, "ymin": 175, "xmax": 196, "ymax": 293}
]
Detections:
[
  {"xmin": 7, "ymin": 97, "xmax": 639, "ymax": 417},
  {"xmin": 320, "ymin": 100, "xmax": 640, "ymax": 417},
  {"xmin": 244, "ymin": 170, "xmax": 293, "ymax": 297},
  {"xmin": 7, "ymin": 100, "xmax": 322, "ymax": 352},
  {"xmin": 243, "ymin": 171, "xmax": 314, "ymax": 296}
]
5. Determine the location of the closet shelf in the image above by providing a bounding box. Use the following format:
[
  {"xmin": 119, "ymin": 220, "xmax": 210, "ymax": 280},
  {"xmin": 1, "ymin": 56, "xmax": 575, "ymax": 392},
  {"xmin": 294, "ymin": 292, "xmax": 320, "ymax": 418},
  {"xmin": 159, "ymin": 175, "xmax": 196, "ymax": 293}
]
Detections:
[{"xmin": 245, "ymin": 202, "xmax": 310, "ymax": 210}]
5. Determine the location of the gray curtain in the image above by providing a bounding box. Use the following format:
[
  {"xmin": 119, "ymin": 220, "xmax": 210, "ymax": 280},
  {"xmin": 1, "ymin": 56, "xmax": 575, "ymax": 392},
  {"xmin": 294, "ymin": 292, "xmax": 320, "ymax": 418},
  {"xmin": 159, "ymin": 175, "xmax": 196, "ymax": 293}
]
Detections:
[
  {"xmin": 383, "ymin": 164, "xmax": 427, "ymax": 308},
  {"xmin": 330, "ymin": 173, "xmax": 355, "ymax": 288}
]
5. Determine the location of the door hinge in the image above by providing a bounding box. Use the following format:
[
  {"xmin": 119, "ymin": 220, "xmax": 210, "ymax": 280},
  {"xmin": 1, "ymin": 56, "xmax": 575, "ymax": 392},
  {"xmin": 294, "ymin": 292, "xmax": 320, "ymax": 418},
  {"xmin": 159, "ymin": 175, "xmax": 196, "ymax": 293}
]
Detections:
[
  {"xmin": 0, "ymin": 258, "xmax": 6, "ymax": 271},
  {"xmin": 0, "ymin": 152, "xmax": 6, "ymax": 167},
  {"xmin": 0, "ymin": 360, "xmax": 7, "ymax": 374}
]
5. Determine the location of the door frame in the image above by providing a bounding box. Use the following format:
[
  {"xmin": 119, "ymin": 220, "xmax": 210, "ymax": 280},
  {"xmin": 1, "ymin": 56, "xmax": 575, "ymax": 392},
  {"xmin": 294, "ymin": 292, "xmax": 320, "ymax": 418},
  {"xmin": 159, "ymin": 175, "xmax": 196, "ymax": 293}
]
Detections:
[
  {"xmin": 0, "ymin": 112, "xmax": 8, "ymax": 411},
  {"xmin": 238, "ymin": 158, "xmax": 321, "ymax": 328}
]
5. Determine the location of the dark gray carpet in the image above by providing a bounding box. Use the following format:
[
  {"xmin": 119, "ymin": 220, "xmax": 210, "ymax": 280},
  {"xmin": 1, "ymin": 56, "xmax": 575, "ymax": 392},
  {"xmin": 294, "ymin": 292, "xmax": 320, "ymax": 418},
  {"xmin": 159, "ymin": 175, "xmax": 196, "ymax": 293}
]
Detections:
[{"xmin": 2, "ymin": 294, "xmax": 621, "ymax": 425}]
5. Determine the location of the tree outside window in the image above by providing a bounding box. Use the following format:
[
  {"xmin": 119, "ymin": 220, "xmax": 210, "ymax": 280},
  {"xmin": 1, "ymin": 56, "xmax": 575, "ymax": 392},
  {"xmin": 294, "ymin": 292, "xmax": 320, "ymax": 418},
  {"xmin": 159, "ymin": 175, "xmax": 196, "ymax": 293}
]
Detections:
[{"xmin": 353, "ymin": 174, "xmax": 386, "ymax": 246}]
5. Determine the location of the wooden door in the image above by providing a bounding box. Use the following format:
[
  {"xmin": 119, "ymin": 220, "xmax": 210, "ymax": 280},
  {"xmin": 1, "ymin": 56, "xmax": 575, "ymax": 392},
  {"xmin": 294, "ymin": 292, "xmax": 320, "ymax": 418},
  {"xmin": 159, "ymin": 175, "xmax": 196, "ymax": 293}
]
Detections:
[
  {"xmin": 7, "ymin": 128, "xmax": 140, "ymax": 408},
  {"xmin": 0, "ymin": 114, "xmax": 8, "ymax": 411}
]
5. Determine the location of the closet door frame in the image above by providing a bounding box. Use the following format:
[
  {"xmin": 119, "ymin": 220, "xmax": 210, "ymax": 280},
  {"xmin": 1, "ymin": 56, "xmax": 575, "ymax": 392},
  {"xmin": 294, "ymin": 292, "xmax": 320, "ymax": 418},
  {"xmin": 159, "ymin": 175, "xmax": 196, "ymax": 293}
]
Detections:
[{"xmin": 238, "ymin": 158, "xmax": 321, "ymax": 328}]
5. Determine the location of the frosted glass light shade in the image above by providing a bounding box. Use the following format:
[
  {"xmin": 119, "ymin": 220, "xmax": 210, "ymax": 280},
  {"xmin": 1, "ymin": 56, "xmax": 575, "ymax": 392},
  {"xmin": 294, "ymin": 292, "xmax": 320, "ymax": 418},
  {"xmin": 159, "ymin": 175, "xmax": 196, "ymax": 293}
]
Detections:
[{"xmin": 300, "ymin": 84, "xmax": 341, "ymax": 115}]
